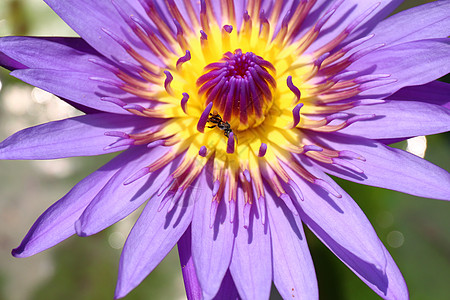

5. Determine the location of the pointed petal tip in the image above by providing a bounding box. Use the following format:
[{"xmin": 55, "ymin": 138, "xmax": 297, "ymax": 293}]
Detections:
[
  {"xmin": 74, "ymin": 220, "xmax": 88, "ymax": 237},
  {"xmin": 114, "ymin": 284, "xmax": 130, "ymax": 300},
  {"xmin": 11, "ymin": 246, "xmax": 25, "ymax": 258}
]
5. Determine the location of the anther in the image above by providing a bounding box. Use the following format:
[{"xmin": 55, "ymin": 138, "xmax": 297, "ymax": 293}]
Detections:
[
  {"xmin": 339, "ymin": 150, "xmax": 366, "ymax": 161},
  {"xmin": 314, "ymin": 178, "xmax": 342, "ymax": 198},
  {"xmin": 332, "ymin": 158, "xmax": 364, "ymax": 174},
  {"xmin": 123, "ymin": 104, "xmax": 145, "ymax": 112},
  {"xmin": 180, "ymin": 92, "xmax": 189, "ymax": 114},
  {"xmin": 198, "ymin": 146, "xmax": 208, "ymax": 157},
  {"xmin": 258, "ymin": 143, "xmax": 267, "ymax": 157},
  {"xmin": 227, "ymin": 132, "xmax": 236, "ymax": 154},
  {"xmin": 176, "ymin": 50, "xmax": 191, "ymax": 70},
  {"xmin": 104, "ymin": 131, "xmax": 130, "ymax": 139},
  {"xmin": 200, "ymin": 30, "xmax": 208, "ymax": 41},
  {"xmin": 290, "ymin": 103, "xmax": 303, "ymax": 128},
  {"xmin": 346, "ymin": 114, "xmax": 376, "ymax": 125},
  {"xmin": 223, "ymin": 25, "xmax": 233, "ymax": 33},
  {"xmin": 303, "ymin": 145, "xmax": 323, "ymax": 153},
  {"xmin": 287, "ymin": 76, "xmax": 301, "ymax": 104},
  {"xmin": 147, "ymin": 140, "xmax": 165, "ymax": 148},
  {"xmin": 197, "ymin": 102, "xmax": 213, "ymax": 133},
  {"xmin": 243, "ymin": 169, "xmax": 251, "ymax": 182},
  {"xmin": 123, "ymin": 167, "xmax": 150, "ymax": 185},
  {"xmin": 173, "ymin": 18, "xmax": 183, "ymax": 35},
  {"xmin": 164, "ymin": 70, "xmax": 174, "ymax": 95}
]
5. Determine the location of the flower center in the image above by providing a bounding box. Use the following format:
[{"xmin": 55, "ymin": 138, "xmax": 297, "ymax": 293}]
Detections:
[{"xmin": 197, "ymin": 49, "xmax": 276, "ymax": 130}]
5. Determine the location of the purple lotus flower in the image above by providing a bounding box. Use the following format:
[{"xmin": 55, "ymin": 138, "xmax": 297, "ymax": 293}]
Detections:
[{"xmin": 1, "ymin": 0, "xmax": 449, "ymax": 299}]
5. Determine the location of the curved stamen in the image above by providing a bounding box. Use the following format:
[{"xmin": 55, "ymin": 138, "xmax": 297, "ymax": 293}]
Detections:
[
  {"xmin": 258, "ymin": 143, "xmax": 267, "ymax": 157},
  {"xmin": 197, "ymin": 102, "xmax": 213, "ymax": 133},
  {"xmin": 199, "ymin": 146, "xmax": 207, "ymax": 157},
  {"xmin": 227, "ymin": 132, "xmax": 236, "ymax": 154},
  {"xmin": 176, "ymin": 50, "xmax": 191, "ymax": 70},
  {"xmin": 180, "ymin": 92, "xmax": 189, "ymax": 114}
]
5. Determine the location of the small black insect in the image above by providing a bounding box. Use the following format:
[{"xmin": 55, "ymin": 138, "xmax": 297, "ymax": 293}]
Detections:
[{"xmin": 207, "ymin": 112, "xmax": 238, "ymax": 142}]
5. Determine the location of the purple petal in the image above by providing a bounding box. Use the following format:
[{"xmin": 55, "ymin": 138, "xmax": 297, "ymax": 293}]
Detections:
[
  {"xmin": 289, "ymin": 164, "xmax": 408, "ymax": 299},
  {"xmin": 148, "ymin": 0, "xmax": 198, "ymax": 31},
  {"xmin": 300, "ymin": 0, "xmax": 402, "ymax": 52},
  {"xmin": 178, "ymin": 227, "xmax": 203, "ymax": 300},
  {"xmin": 0, "ymin": 52, "xmax": 26, "ymax": 70},
  {"xmin": 11, "ymin": 68, "xmax": 129, "ymax": 114},
  {"xmin": 311, "ymin": 133, "xmax": 450, "ymax": 200},
  {"xmin": 283, "ymin": 160, "xmax": 388, "ymax": 277},
  {"xmin": 349, "ymin": 38, "xmax": 450, "ymax": 97},
  {"xmin": 0, "ymin": 113, "xmax": 155, "ymax": 159},
  {"xmin": 299, "ymin": 169, "xmax": 408, "ymax": 299},
  {"xmin": 191, "ymin": 193, "xmax": 235, "ymax": 298},
  {"xmin": 43, "ymin": 0, "xmax": 161, "ymax": 65},
  {"xmin": 341, "ymin": 100, "xmax": 450, "ymax": 139},
  {"xmin": 11, "ymin": 148, "xmax": 142, "ymax": 258},
  {"xmin": 0, "ymin": 36, "xmax": 104, "ymax": 72},
  {"xmin": 266, "ymin": 191, "xmax": 318, "ymax": 299},
  {"xmin": 361, "ymin": 1, "xmax": 450, "ymax": 48},
  {"xmin": 390, "ymin": 81, "xmax": 450, "ymax": 109},
  {"xmin": 114, "ymin": 178, "xmax": 198, "ymax": 298},
  {"xmin": 75, "ymin": 146, "xmax": 178, "ymax": 236},
  {"xmin": 229, "ymin": 191, "xmax": 272, "ymax": 300}
]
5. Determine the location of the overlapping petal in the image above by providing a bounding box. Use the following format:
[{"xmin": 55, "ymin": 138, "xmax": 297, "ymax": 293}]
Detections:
[
  {"xmin": 229, "ymin": 193, "xmax": 272, "ymax": 300},
  {"xmin": 0, "ymin": 113, "xmax": 156, "ymax": 159},
  {"xmin": 290, "ymin": 163, "xmax": 408, "ymax": 299},
  {"xmin": 266, "ymin": 191, "xmax": 318, "ymax": 299},
  {"xmin": 341, "ymin": 100, "xmax": 450, "ymax": 139},
  {"xmin": 11, "ymin": 68, "xmax": 129, "ymax": 114},
  {"xmin": 350, "ymin": 38, "xmax": 450, "ymax": 97},
  {"xmin": 191, "ymin": 189, "xmax": 236, "ymax": 299},
  {"xmin": 311, "ymin": 133, "xmax": 450, "ymax": 200},
  {"xmin": 43, "ymin": 0, "xmax": 160, "ymax": 65},
  {"xmin": 362, "ymin": 0, "xmax": 450, "ymax": 48},
  {"xmin": 0, "ymin": 37, "xmax": 103, "ymax": 72},
  {"xmin": 75, "ymin": 146, "xmax": 179, "ymax": 236},
  {"xmin": 284, "ymin": 159, "xmax": 388, "ymax": 276},
  {"xmin": 390, "ymin": 81, "xmax": 450, "ymax": 109},
  {"xmin": 177, "ymin": 227, "xmax": 203, "ymax": 300},
  {"xmin": 0, "ymin": 52, "xmax": 26, "ymax": 70},
  {"xmin": 115, "ymin": 177, "xmax": 198, "ymax": 299},
  {"xmin": 302, "ymin": 0, "xmax": 402, "ymax": 51},
  {"xmin": 11, "ymin": 148, "xmax": 143, "ymax": 257}
]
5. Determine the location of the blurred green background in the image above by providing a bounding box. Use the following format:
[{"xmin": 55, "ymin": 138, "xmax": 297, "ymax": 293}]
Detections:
[{"xmin": 0, "ymin": 0, "xmax": 448, "ymax": 299}]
